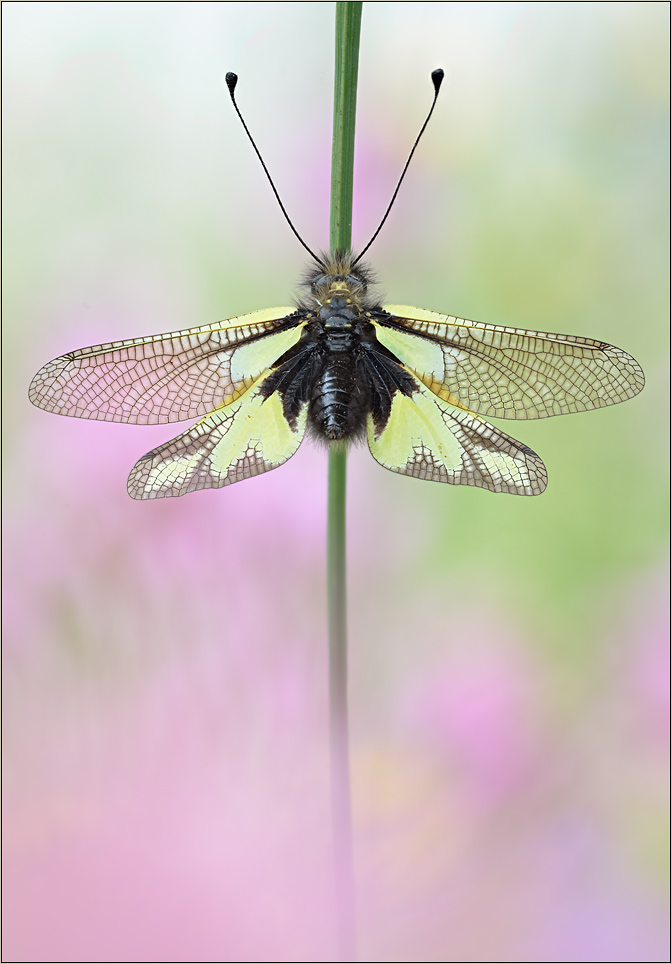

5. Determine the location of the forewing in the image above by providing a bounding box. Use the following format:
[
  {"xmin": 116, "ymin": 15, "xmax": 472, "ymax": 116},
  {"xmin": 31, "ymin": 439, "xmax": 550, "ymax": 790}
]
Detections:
[
  {"xmin": 29, "ymin": 307, "xmax": 302, "ymax": 424},
  {"xmin": 368, "ymin": 380, "xmax": 547, "ymax": 496},
  {"xmin": 127, "ymin": 373, "xmax": 307, "ymax": 499},
  {"xmin": 377, "ymin": 306, "xmax": 644, "ymax": 420}
]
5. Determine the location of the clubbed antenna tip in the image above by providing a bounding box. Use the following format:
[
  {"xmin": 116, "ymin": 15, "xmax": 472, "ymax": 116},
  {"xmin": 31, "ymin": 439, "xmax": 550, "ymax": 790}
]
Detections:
[{"xmin": 225, "ymin": 72, "xmax": 238, "ymax": 96}]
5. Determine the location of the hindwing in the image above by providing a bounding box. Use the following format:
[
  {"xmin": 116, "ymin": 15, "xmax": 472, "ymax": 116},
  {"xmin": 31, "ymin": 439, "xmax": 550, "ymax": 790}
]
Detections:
[
  {"xmin": 127, "ymin": 371, "xmax": 308, "ymax": 499},
  {"xmin": 367, "ymin": 378, "xmax": 547, "ymax": 496}
]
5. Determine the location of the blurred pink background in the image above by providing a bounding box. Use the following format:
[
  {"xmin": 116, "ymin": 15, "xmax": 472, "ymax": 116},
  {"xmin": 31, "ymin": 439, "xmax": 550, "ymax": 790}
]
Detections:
[{"xmin": 3, "ymin": 4, "xmax": 669, "ymax": 961}]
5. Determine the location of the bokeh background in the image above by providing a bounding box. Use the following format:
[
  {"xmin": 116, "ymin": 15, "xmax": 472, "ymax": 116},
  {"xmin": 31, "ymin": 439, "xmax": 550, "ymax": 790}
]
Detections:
[{"xmin": 3, "ymin": 3, "xmax": 669, "ymax": 961}]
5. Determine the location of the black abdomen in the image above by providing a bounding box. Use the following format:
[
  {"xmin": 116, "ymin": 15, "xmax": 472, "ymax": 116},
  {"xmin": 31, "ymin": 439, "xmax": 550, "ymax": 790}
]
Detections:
[{"xmin": 309, "ymin": 349, "xmax": 369, "ymax": 441}]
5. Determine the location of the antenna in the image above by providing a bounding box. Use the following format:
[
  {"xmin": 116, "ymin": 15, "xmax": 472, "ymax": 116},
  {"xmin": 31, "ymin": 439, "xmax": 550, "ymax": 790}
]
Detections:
[
  {"xmin": 225, "ymin": 72, "xmax": 322, "ymax": 264},
  {"xmin": 353, "ymin": 69, "xmax": 444, "ymax": 266}
]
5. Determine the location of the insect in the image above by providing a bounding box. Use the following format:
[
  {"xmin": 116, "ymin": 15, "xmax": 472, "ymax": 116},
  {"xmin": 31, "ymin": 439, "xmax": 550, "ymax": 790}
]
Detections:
[{"xmin": 29, "ymin": 71, "xmax": 644, "ymax": 500}]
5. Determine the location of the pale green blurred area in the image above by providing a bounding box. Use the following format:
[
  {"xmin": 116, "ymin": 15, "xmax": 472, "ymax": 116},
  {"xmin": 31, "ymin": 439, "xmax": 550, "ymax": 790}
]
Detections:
[{"xmin": 3, "ymin": 3, "xmax": 669, "ymax": 960}]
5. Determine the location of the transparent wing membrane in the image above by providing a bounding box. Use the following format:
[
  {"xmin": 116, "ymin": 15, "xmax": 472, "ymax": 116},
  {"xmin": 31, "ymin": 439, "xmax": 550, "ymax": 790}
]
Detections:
[
  {"xmin": 29, "ymin": 308, "xmax": 298, "ymax": 424},
  {"xmin": 379, "ymin": 306, "xmax": 645, "ymax": 420}
]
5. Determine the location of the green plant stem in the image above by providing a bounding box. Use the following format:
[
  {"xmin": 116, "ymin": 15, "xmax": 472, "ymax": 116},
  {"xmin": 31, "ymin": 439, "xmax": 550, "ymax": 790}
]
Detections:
[
  {"xmin": 330, "ymin": 4, "xmax": 362, "ymax": 251},
  {"xmin": 327, "ymin": 3, "xmax": 361, "ymax": 961}
]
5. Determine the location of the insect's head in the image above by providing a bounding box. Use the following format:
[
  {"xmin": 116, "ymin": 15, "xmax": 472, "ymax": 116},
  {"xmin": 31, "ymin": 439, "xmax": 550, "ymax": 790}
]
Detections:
[{"xmin": 302, "ymin": 253, "xmax": 375, "ymax": 305}]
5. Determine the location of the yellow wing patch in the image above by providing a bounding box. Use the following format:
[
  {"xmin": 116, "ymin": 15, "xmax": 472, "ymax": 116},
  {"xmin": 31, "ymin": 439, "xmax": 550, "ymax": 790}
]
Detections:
[
  {"xmin": 367, "ymin": 379, "xmax": 547, "ymax": 496},
  {"xmin": 127, "ymin": 373, "xmax": 307, "ymax": 499},
  {"xmin": 379, "ymin": 306, "xmax": 645, "ymax": 420},
  {"xmin": 29, "ymin": 308, "xmax": 299, "ymax": 425}
]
